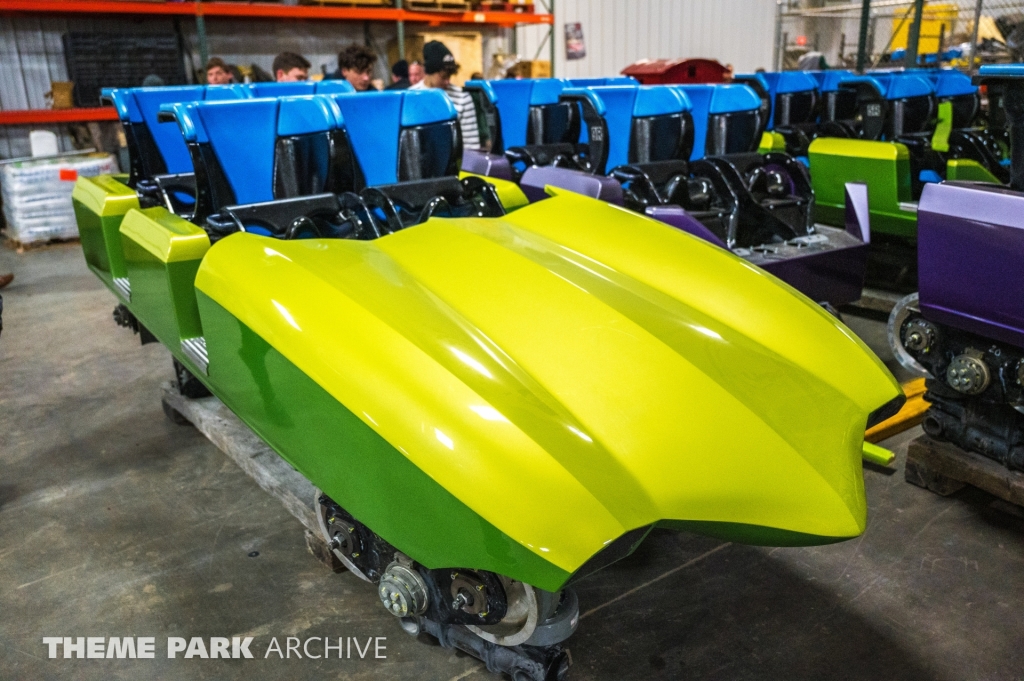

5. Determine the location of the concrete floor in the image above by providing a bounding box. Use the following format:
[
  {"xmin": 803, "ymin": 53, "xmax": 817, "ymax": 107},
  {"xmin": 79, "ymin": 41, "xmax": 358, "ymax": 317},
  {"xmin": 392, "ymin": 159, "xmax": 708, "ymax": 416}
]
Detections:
[{"xmin": 1, "ymin": 242, "xmax": 1023, "ymax": 681}]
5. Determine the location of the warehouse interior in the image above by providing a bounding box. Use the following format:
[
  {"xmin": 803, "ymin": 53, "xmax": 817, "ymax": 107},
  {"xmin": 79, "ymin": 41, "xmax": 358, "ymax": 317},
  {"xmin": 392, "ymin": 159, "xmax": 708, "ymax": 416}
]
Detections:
[{"xmin": 2, "ymin": 1, "xmax": 1024, "ymax": 680}]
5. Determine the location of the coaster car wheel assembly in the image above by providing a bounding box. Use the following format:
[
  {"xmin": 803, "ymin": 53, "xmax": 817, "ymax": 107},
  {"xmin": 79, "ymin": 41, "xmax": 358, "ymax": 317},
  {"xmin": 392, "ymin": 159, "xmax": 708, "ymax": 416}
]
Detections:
[
  {"xmin": 890, "ymin": 295, "xmax": 1024, "ymax": 472},
  {"xmin": 315, "ymin": 490, "xmax": 576, "ymax": 681}
]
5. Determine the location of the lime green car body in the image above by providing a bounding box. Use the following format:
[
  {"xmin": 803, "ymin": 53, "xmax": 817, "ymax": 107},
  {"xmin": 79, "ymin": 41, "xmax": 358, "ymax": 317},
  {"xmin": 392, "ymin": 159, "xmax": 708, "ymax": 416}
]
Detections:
[
  {"xmin": 809, "ymin": 137, "xmax": 1001, "ymax": 239},
  {"xmin": 72, "ymin": 174, "xmax": 141, "ymax": 299},
  {"xmin": 74, "ymin": 176, "xmax": 901, "ymax": 592}
]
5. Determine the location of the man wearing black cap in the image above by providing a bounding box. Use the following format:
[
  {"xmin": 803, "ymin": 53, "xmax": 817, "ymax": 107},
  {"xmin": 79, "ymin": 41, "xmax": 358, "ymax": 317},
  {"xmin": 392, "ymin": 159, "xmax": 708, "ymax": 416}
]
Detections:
[
  {"xmin": 410, "ymin": 40, "xmax": 480, "ymax": 149},
  {"xmin": 386, "ymin": 60, "xmax": 410, "ymax": 90}
]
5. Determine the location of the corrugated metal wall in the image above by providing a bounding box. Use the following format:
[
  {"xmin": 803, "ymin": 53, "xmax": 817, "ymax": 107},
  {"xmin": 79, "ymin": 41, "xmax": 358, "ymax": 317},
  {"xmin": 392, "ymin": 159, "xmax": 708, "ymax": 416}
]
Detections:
[{"xmin": 516, "ymin": 0, "xmax": 778, "ymax": 78}]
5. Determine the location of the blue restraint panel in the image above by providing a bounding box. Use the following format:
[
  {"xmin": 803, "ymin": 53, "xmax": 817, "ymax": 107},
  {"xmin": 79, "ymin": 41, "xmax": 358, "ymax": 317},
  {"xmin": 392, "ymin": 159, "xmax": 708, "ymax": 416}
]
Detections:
[
  {"xmin": 105, "ymin": 85, "xmax": 249, "ymax": 174},
  {"xmin": 466, "ymin": 80, "xmax": 497, "ymax": 105},
  {"xmin": 197, "ymin": 99, "xmax": 281, "ymax": 204},
  {"xmin": 248, "ymin": 80, "xmax": 356, "ymax": 98},
  {"xmin": 561, "ymin": 85, "xmax": 689, "ymax": 172},
  {"xmin": 464, "ymin": 79, "xmax": 569, "ymax": 149},
  {"xmin": 401, "ymin": 89, "xmax": 458, "ymax": 127},
  {"xmin": 487, "ymin": 79, "xmax": 535, "ymax": 148},
  {"xmin": 772, "ymin": 71, "xmax": 819, "ymax": 95},
  {"xmin": 315, "ymin": 80, "xmax": 356, "ymax": 95},
  {"xmin": 568, "ymin": 77, "xmax": 637, "ymax": 87},
  {"xmin": 565, "ymin": 86, "xmax": 633, "ymax": 173},
  {"xmin": 332, "ymin": 91, "xmax": 405, "ymax": 186},
  {"xmin": 808, "ymin": 70, "xmax": 854, "ymax": 93},
  {"xmin": 248, "ymin": 82, "xmax": 316, "ymax": 98},
  {"xmin": 740, "ymin": 72, "xmax": 818, "ymax": 128},
  {"xmin": 165, "ymin": 96, "xmax": 343, "ymax": 205},
  {"xmin": 131, "ymin": 86, "xmax": 216, "ymax": 173},
  {"xmin": 103, "ymin": 87, "xmax": 144, "ymax": 125},
  {"xmin": 843, "ymin": 74, "xmax": 934, "ymax": 100},
  {"xmin": 331, "ymin": 90, "xmax": 456, "ymax": 186},
  {"xmin": 709, "ymin": 84, "xmax": 761, "ymax": 114},
  {"xmin": 634, "ymin": 85, "xmax": 688, "ymax": 116},
  {"xmin": 674, "ymin": 85, "xmax": 712, "ymax": 161},
  {"xmin": 205, "ymin": 84, "xmax": 250, "ymax": 101},
  {"xmin": 672, "ymin": 84, "xmax": 759, "ymax": 160},
  {"xmin": 917, "ymin": 69, "xmax": 977, "ymax": 98},
  {"xmin": 277, "ymin": 95, "xmax": 344, "ymax": 136},
  {"xmin": 530, "ymin": 78, "xmax": 568, "ymax": 105},
  {"xmin": 882, "ymin": 72, "xmax": 937, "ymax": 99}
]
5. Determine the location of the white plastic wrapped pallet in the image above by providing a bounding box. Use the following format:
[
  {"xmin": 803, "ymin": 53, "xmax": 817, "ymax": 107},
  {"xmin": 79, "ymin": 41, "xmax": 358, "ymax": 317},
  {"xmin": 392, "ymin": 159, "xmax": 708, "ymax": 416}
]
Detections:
[{"xmin": 1, "ymin": 153, "xmax": 118, "ymax": 245}]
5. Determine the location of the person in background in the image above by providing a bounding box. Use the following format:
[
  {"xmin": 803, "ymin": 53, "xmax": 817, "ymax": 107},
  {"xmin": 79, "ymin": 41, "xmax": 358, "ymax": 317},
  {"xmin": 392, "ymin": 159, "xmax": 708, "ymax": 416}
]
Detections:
[
  {"xmin": 408, "ymin": 60, "xmax": 424, "ymax": 87},
  {"xmin": 273, "ymin": 52, "xmax": 310, "ymax": 83},
  {"xmin": 205, "ymin": 57, "xmax": 234, "ymax": 85},
  {"xmin": 335, "ymin": 45, "xmax": 378, "ymax": 91},
  {"xmin": 386, "ymin": 60, "xmax": 410, "ymax": 90},
  {"xmin": 228, "ymin": 64, "xmax": 246, "ymax": 84},
  {"xmin": 410, "ymin": 41, "xmax": 479, "ymax": 149},
  {"xmin": 141, "ymin": 74, "xmax": 165, "ymax": 87}
]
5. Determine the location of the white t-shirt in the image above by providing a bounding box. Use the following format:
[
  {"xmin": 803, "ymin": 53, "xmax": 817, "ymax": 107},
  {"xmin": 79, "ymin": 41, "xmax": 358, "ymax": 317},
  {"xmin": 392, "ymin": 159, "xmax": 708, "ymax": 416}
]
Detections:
[{"xmin": 410, "ymin": 81, "xmax": 480, "ymax": 150}]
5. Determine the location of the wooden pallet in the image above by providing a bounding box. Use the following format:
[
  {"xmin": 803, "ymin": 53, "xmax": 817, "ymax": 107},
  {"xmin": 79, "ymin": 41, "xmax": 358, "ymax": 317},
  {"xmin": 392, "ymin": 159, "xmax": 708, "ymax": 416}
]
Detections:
[
  {"xmin": 905, "ymin": 434, "xmax": 1024, "ymax": 507},
  {"xmin": 299, "ymin": 0, "xmax": 392, "ymax": 6},
  {"xmin": 473, "ymin": 1, "xmax": 534, "ymax": 12},
  {"xmin": 4, "ymin": 236, "xmax": 80, "ymax": 253},
  {"xmin": 407, "ymin": 0, "xmax": 473, "ymax": 10}
]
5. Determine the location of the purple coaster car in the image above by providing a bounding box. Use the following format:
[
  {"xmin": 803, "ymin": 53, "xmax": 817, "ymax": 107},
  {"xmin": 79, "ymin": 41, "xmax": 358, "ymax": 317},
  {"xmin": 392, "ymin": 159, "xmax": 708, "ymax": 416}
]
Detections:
[{"xmin": 889, "ymin": 64, "xmax": 1024, "ymax": 471}]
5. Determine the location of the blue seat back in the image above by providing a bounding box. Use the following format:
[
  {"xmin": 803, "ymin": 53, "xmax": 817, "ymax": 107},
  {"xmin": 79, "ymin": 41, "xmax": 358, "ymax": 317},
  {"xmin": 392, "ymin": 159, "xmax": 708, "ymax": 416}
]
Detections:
[
  {"xmin": 674, "ymin": 84, "xmax": 761, "ymax": 159},
  {"xmin": 911, "ymin": 69, "xmax": 976, "ymax": 99},
  {"xmin": 481, "ymin": 79, "xmax": 535, "ymax": 148},
  {"xmin": 843, "ymin": 73, "xmax": 934, "ymax": 101},
  {"xmin": 568, "ymin": 77, "xmax": 637, "ymax": 87},
  {"xmin": 560, "ymin": 84, "xmax": 690, "ymax": 173},
  {"xmin": 809, "ymin": 70, "xmax": 854, "ymax": 93},
  {"xmin": 736, "ymin": 71, "xmax": 818, "ymax": 128},
  {"xmin": 165, "ymin": 95, "xmax": 343, "ymax": 205},
  {"xmin": 910, "ymin": 69, "xmax": 978, "ymax": 127},
  {"xmin": 104, "ymin": 84, "xmax": 250, "ymax": 177},
  {"xmin": 465, "ymin": 78, "xmax": 573, "ymax": 148},
  {"xmin": 247, "ymin": 80, "xmax": 356, "ymax": 98},
  {"xmin": 315, "ymin": 80, "xmax": 357, "ymax": 95},
  {"xmin": 330, "ymin": 89, "xmax": 457, "ymax": 186},
  {"xmin": 846, "ymin": 73, "xmax": 935, "ymax": 137},
  {"xmin": 248, "ymin": 81, "xmax": 316, "ymax": 98}
]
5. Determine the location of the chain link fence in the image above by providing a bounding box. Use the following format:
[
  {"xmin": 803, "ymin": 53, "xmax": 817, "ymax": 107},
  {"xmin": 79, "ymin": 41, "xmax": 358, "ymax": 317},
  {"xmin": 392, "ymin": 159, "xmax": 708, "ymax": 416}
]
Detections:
[{"xmin": 774, "ymin": 0, "xmax": 1024, "ymax": 70}]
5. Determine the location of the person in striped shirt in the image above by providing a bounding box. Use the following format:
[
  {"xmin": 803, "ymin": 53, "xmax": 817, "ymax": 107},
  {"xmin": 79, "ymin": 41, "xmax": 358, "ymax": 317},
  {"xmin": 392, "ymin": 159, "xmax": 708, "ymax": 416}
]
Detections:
[{"xmin": 409, "ymin": 41, "xmax": 480, "ymax": 150}]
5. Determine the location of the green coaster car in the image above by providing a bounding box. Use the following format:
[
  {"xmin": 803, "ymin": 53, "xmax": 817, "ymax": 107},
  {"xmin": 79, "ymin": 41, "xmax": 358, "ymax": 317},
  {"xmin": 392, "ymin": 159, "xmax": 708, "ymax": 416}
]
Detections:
[
  {"xmin": 808, "ymin": 70, "xmax": 1004, "ymax": 240},
  {"xmin": 74, "ymin": 88, "xmax": 902, "ymax": 679},
  {"xmin": 803, "ymin": 69, "xmax": 1008, "ymax": 289}
]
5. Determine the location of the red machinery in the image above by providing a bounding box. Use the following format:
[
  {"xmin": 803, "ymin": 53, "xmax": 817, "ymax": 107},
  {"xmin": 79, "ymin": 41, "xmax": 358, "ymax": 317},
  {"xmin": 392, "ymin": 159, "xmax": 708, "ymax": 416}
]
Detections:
[{"xmin": 621, "ymin": 58, "xmax": 729, "ymax": 85}]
